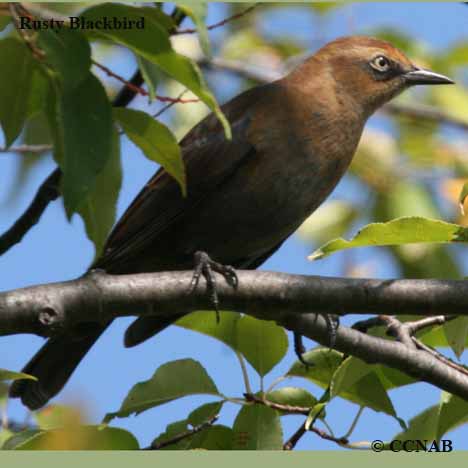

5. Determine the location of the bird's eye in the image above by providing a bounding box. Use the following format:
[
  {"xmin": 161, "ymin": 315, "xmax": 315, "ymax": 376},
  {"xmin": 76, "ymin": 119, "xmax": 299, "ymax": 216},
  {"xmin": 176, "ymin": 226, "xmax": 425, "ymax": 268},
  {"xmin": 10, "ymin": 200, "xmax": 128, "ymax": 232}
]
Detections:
[{"xmin": 370, "ymin": 55, "xmax": 391, "ymax": 73}]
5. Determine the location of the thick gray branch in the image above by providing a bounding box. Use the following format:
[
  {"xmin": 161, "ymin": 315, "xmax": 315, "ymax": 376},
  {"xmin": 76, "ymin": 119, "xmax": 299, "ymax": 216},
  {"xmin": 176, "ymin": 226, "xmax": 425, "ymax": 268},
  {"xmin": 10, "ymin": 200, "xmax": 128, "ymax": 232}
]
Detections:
[
  {"xmin": 282, "ymin": 313, "xmax": 468, "ymax": 401},
  {"xmin": 2, "ymin": 270, "xmax": 468, "ymax": 399},
  {"xmin": 2, "ymin": 270, "xmax": 468, "ymax": 335}
]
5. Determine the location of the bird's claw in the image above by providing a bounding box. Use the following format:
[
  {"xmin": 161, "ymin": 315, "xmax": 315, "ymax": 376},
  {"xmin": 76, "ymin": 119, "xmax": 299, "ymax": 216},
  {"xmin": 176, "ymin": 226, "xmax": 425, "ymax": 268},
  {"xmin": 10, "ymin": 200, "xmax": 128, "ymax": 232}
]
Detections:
[
  {"xmin": 189, "ymin": 251, "xmax": 238, "ymax": 323},
  {"xmin": 294, "ymin": 315, "xmax": 340, "ymax": 368},
  {"xmin": 325, "ymin": 314, "xmax": 340, "ymax": 349},
  {"xmin": 294, "ymin": 332, "xmax": 311, "ymax": 369}
]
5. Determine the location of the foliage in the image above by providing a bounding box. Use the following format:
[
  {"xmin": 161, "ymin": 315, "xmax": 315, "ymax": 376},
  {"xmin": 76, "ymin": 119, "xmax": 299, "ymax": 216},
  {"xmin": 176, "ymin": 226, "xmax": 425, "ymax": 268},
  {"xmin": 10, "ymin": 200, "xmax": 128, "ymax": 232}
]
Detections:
[{"xmin": 1, "ymin": 1, "xmax": 468, "ymax": 451}]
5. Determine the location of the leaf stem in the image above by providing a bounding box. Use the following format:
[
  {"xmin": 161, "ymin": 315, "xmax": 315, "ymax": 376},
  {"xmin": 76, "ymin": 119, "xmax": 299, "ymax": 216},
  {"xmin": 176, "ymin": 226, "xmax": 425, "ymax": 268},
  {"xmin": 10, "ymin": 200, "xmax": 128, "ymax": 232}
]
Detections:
[{"xmin": 235, "ymin": 351, "xmax": 253, "ymax": 395}]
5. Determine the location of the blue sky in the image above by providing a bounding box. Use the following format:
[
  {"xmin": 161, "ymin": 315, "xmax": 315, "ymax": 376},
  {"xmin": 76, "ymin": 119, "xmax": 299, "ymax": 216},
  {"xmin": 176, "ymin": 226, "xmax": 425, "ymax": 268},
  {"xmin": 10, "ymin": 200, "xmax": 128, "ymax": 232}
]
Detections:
[{"xmin": 1, "ymin": 2, "xmax": 468, "ymax": 450}]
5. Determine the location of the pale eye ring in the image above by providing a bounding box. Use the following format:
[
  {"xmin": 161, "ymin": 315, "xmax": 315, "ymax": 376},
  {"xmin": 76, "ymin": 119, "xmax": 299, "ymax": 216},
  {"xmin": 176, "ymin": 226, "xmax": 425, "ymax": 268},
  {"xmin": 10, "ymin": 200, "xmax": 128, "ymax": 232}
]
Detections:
[{"xmin": 370, "ymin": 55, "xmax": 391, "ymax": 72}]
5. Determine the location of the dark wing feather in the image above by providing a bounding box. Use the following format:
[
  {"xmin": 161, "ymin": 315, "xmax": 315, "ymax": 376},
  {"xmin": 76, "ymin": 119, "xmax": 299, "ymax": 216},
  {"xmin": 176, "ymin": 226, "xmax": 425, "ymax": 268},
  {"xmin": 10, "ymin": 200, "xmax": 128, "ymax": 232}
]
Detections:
[{"xmin": 95, "ymin": 85, "xmax": 267, "ymax": 273}]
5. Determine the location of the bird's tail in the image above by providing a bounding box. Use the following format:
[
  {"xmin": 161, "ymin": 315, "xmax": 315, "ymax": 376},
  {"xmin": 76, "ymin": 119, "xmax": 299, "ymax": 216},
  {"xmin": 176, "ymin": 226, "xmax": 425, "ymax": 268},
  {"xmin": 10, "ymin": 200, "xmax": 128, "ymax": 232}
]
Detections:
[
  {"xmin": 124, "ymin": 313, "xmax": 187, "ymax": 348},
  {"xmin": 9, "ymin": 313, "xmax": 187, "ymax": 410},
  {"xmin": 9, "ymin": 323, "xmax": 109, "ymax": 410}
]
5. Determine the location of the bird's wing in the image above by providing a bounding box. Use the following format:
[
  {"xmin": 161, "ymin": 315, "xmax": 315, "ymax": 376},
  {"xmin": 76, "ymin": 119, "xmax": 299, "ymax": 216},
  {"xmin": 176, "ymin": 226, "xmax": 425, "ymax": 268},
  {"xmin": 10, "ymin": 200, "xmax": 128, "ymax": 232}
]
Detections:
[{"xmin": 95, "ymin": 86, "xmax": 267, "ymax": 272}]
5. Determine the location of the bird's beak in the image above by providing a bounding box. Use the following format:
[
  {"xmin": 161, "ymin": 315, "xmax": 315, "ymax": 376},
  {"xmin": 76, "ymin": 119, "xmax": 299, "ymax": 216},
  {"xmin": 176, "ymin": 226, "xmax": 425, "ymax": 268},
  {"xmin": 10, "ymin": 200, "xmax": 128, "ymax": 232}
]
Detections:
[{"xmin": 404, "ymin": 67, "xmax": 454, "ymax": 86}]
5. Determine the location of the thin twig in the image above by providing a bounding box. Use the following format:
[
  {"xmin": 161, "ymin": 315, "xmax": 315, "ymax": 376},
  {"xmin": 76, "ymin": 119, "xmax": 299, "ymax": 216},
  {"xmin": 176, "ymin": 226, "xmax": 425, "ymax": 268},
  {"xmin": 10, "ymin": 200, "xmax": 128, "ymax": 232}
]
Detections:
[
  {"xmin": 405, "ymin": 315, "xmax": 453, "ymax": 334},
  {"xmin": 283, "ymin": 419, "xmax": 349, "ymax": 450},
  {"xmin": 145, "ymin": 414, "xmax": 218, "ymax": 450},
  {"xmin": 0, "ymin": 145, "xmax": 52, "ymax": 154},
  {"xmin": 0, "ymin": 168, "xmax": 61, "ymax": 256},
  {"xmin": 412, "ymin": 337, "xmax": 468, "ymax": 377},
  {"xmin": 283, "ymin": 422, "xmax": 307, "ymax": 450},
  {"xmin": 152, "ymin": 89, "xmax": 191, "ymax": 119},
  {"xmin": 236, "ymin": 352, "xmax": 253, "ymax": 395},
  {"xmin": 92, "ymin": 60, "xmax": 199, "ymax": 104},
  {"xmin": 352, "ymin": 316, "xmax": 385, "ymax": 333},
  {"xmin": 244, "ymin": 393, "xmax": 310, "ymax": 415},
  {"xmin": 343, "ymin": 406, "xmax": 365, "ymax": 439},
  {"xmin": 379, "ymin": 315, "xmax": 416, "ymax": 348},
  {"xmin": 9, "ymin": 3, "xmax": 44, "ymax": 60},
  {"xmin": 175, "ymin": 4, "xmax": 258, "ymax": 34}
]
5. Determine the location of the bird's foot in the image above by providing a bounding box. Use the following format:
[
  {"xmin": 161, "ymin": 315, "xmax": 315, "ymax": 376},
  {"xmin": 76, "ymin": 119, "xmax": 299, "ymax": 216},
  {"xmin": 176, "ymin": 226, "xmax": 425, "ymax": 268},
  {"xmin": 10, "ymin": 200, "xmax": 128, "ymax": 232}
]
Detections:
[
  {"xmin": 189, "ymin": 251, "xmax": 238, "ymax": 323},
  {"xmin": 294, "ymin": 332, "xmax": 311, "ymax": 369},
  {"xmin": 325, "ymin": 314, "xmax": 340, "ymax": 349},
  {"xmin": 294, "ymin": 315, "xmax": 340, "ymax": 368}
]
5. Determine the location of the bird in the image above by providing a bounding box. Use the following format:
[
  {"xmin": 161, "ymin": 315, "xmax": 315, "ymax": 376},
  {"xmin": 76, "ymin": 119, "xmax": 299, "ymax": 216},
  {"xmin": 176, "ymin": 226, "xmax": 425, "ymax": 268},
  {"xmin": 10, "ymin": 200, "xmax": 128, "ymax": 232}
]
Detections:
[{"xmin": 10, "ymin": 36, "xmax": 454, "ymax": 410}]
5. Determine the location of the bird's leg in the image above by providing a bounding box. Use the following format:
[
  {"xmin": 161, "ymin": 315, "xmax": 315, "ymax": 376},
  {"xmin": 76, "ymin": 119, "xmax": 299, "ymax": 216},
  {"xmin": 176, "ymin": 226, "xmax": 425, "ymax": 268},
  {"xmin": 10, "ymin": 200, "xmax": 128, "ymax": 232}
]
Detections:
[
  {"xmin": 324, "ymin": 314, "xmax": 340, "ymax": 349},
  {"xmin": 293, "ymin": 332, "xmax": 310, "ymax": 368},
  {"xmin": 189, "ymin": 251, "xmax": 238, "ymax": 323},
  {"xmin": 294, "ymin": 314, "xmax": 340, "ymax": 367}
]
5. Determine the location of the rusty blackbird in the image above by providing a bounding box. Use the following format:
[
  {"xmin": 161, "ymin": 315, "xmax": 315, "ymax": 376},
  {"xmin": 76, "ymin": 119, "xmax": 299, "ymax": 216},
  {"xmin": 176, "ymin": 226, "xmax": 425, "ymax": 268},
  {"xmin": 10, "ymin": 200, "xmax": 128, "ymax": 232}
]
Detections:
[{"xmin": 10, "ymin": 36, "xmax": 454, "ymax": 409}]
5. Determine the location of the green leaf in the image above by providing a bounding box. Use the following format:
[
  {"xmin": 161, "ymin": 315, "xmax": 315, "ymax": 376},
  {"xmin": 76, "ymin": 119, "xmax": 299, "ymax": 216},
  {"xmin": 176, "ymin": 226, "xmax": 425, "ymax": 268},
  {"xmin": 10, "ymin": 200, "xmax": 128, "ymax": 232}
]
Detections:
[
  {"xmin": 27, "ymin": 67, "xmax": 49, "ymax": 120},
  {"xmin": 103, "ymin": 359, "xmax": 220, "ymax": 422},
  {"xmin": 177, "ymin": 1, "xmax": 212, "ymax": 58},
  {"xmin": 0, "ymin": 382, "xmax": 8, "ymax": 403},
  {"xmin": 188, "ymin": 425, "xmax": 232, "ymax": 450},
  {"xmin": 0, "ymin": 16, "xmax": 11, "ymax": 32},
  {"xmin": 331, "ymin": 357, "xmax": 397, "ymax": 418},
  {"xmin": 373, "ymin": 182, "xmax": 460, "ymax": 279},
  {"xmin": 177, "ymin": 312, "xmax": 288, "ymax": 376},
  {"xmin": 235, "ymin": 315, "xmax": 288, "ymax": 377},
  {"xmin": 232, "ymin": 405, "xmax": 283, "ymax": 450},
  {"xmin": 391, "ymin": 406, "xmax": 439, "ymax": 442},
  {"xmin": 188, "ymin": 401, "xmax": 223, "ymax": 427},
  {"xmin": 298, "ymin": 200, "xmax": 358, "ymax": 246},
  {"xmin": 140, "ymin": 7, "xmax": 176, "ymax": 31},
  {"xmin": 330, "ymin": 357, "xmax": 373, "ymax": 398},
  {"xmin": 0, "ymin": 369, "xmax": 37, "ymax": 382},
  {"xmin": 136, "ymin": 55, "xmax": 160, "ymax": 101},
  {"xmin": 38, "ymin": 29, "xmax": 91, "ymax": 93},
  {"xmin": 80, "ymin": 2, "xmax": 230, "ymax": 138},
  {"xmin": 310, "ymin": 216, "xmax": 468, "ymax": 260},
  {"xmin": 437, "ymin": 391, "xmax": 468, "ymax": 440},
  {"xmin": 2, "ymin": 430, "xmax": 42, "ymax": 450},
  {"xmin": 4, "ymin": 426, "xmax": 138, "ymax": 450},
  {"xmin": 176, "ymin": 310, "xmax": 241, "ymax": 350},
  {"xmin": 0, "ymin": 38, "xmax": 35, "ymax": 146},
  {"xmin": 287, "ymin": 349, "xmax": 397, "ymax": 416},
  {"xmin": 287, "ymin": 348, "xmax": 343, "ymax": 384},
  {"xmin": 151, "ymin": 417, "xmax": 232, "ymax": 450},
  {"xmin": 0, "ymin": 429, "xmax": 14, "ymax": 449},
  {"xmin": 443, "ymin": 317, "xmax": 468, "ymax": 359},
  {"xmin": 51, "ymin": 72, "xmax": 113, "ymax": 217},
  {"xmin": 431, "ymin": 86, "xmax": 468, "ymax": 126},
  {"xmin": 304, "ymin": 402, "xmax": 327, "ymax": 430},
  {"xmin": 391, "ymin": 391, "xmax": 468, "ymax": 445},
  {"xmin": 113, "ymin": 108, "xmax": 185, "ymax": 195},
  {"xmin": 77, "ymin": 124, "xmax": 122, "ymax": 258},
  {"xmin": 151, "ymin": 419, "xmax": 192, "ymax": 450},
  {"xmin": 459, "ymin": 182, "xmax": 468, "ymax": 215},
  {"xmin": 34, "ymin": 404, "xmax": 82, "ymax": 431},
  {"xmin": 267, "ymin": 387, "xmax": 317, "ymax": 412},
  {"xmin": 374, "ymin": 366, "xmax": 417, "ymax": 391}
]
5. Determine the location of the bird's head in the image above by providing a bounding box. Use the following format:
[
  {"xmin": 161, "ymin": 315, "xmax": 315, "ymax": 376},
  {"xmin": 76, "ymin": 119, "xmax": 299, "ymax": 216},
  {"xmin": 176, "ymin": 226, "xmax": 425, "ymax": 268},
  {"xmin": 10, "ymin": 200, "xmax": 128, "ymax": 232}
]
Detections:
[{"xmin": 311, "ymin": 36, "xmax": 454, "ymax": 116}]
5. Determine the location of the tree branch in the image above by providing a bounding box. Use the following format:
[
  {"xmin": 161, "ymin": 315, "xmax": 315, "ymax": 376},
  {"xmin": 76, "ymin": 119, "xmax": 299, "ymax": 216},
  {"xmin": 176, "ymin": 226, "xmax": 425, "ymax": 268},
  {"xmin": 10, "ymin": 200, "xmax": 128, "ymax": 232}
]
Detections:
[
  {"xmin": 0, "ymin": 168, "xmax": 61, "ymax": 256},
  {"xmin": 0, "ymin": 144, "xmax": 52, "ymax": 154},
  {"xmin": 174, "ymin": 4, "xmax": 258, "ymax": 34},
  {"xmin": 2, "ymin": 270, "xmax": 468, "ymax": 400},
  {"xmin": 145, "ymin": 414, "xmax": 218, "ymax": 450}
]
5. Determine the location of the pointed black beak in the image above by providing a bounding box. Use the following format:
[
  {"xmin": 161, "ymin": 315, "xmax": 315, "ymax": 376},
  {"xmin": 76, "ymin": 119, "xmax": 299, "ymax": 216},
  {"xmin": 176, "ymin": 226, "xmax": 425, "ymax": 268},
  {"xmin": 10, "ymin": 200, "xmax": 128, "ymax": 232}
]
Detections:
[{"xmin": 404, "ymin": 67, "xmax": 454, "ymax": 86}]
